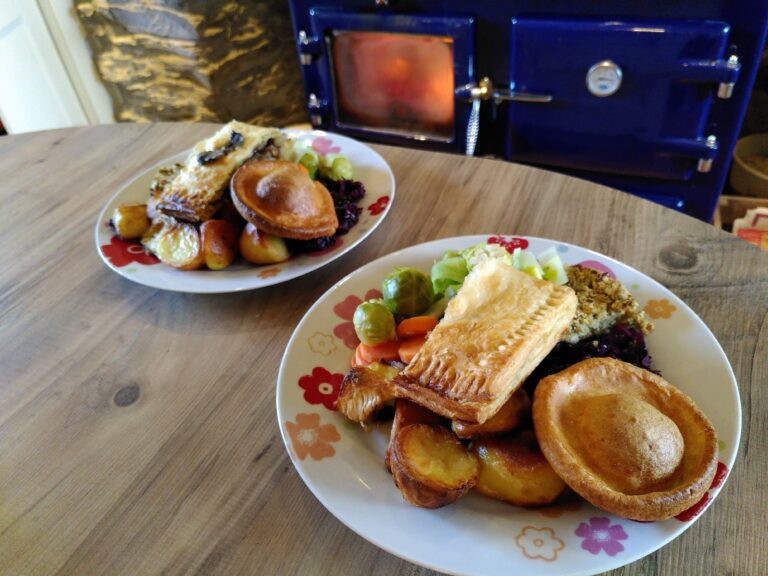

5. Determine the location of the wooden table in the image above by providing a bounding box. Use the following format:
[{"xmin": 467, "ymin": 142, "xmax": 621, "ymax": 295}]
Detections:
[{"xmin": 0, "ymin": 124, "xmax": 765, "ymax": 576}]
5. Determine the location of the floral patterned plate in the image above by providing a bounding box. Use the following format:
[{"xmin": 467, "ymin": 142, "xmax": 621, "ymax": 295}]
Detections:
[
  {"xmin": 276, "ymin": 235, "xmax": 740, "ymax": 576},
  {"xmin": 95, "ymin": 129, "xmax": 395, "ymax": 293}
]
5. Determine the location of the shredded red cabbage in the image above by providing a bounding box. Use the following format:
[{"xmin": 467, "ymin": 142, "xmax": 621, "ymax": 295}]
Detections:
[
  {"xmin": 524, "ymin": 324, "xmax": 655, "ymax": 395},
  {"xmin": 287, "ymin": 178, "xmax": 366, "ymax": 254}
]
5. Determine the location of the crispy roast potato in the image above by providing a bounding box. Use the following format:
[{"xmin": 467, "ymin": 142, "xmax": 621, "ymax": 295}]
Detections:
[
  {"xmin": 452, "ymin": 388, "xmax": 531, "ymax": 439},
  {"xmin": 200, "ymin": 219, "xmax": 238, "ymax": 270},
  {"xmin": 111, "ymin": 203, "xmax": 150, "ymax": 241},
  {"xmin": 390, "ymin": 423, "xmax": 479, "ymax": 509},
  {"xmin": 386, "ymin": 399, "xmax": 445, "ymax": 471},
  {"xmin": 239, "ymin": 223, "xmax": 290, "ymax": 265},
  {"xmin": 142, "ymin": 217, "xmax": 205, "ymax": 270},
  {"xmin": 472, "ymin": 430, "xmax": 566, "ymax": 507}
]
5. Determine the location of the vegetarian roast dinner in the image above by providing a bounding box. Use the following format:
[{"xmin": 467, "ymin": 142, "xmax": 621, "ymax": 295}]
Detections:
[
  {"xmin": 109, "ymin": 121, "xmax": 365, "ymax": 270},
  {"xmin": 336, "ymin": 244, "xmax": 718, "ymax": 521}
]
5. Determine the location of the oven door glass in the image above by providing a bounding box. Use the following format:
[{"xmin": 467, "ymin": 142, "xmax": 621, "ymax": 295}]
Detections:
[
  {"xmin": 505, "ymin": 18, "xmax": 731, "ymax": 180},
  {"xmin": 331, "ymin": 31, "xmax": 454, "ymax": 141},
  {"xmin": 308, "ymin": 10, "xmax": 474, "ymax": 151}
]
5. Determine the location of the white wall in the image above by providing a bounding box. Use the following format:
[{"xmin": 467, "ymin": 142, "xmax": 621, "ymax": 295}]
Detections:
[{"xmin": 0, "ymin": 0, "xmax": 113, "ymax": 134}]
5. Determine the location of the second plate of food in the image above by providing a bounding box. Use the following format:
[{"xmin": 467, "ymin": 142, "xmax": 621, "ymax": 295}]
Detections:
[
  {"xmin": 276, "ymin": 235, "xmax": 739, "ymax": 576},
  {"xmin": 95, "ymin": 127, "xmax": 395, "ymax": 293}
]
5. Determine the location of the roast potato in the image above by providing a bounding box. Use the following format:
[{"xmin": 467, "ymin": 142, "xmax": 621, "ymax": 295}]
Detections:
[
  {"xmin": 390, "ymin": 423, "xmax": 478, "ymax": 509},
  {"xmin": 142, "ymin": 217, "xmax": 205, "ymax": 270},
  {"xmin": 200, "ymin": 219, "xmax": 238, "ymax": 270},
  {"xmin": 239, "ymin": 223, "xmax": 290, "ymax": 265},
  {"xmin": 452, "ymin": 388, "xmax": 531, "ymax": 439},
  {"xmin": 111, "ymin": 203, "xmax": 150, "ymax": 241},
  {"xmin": 473, "ymin": 430, "xmax": 566, "ymax": 507},
  {"xmin": 386, "ymin": 399, "xmax": 445, "ymax": 471}
]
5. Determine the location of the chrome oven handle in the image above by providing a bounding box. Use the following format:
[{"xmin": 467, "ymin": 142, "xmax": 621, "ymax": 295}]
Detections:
[
  {"xmin": 456, "ymin": 77, "xmax": 493, "ymax": 156},
  {"xmin": 466, "ymin": 99, "xmax": 480, "ymax": 156},
  {"xmin": 492, "ymin": 90, "xmax": 553, "ymax": 103}
]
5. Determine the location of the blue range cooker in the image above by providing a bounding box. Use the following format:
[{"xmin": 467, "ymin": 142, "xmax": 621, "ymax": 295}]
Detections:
[{"xmin": 288, "ymin": 0, "xmax": 768, "ymax": 221}]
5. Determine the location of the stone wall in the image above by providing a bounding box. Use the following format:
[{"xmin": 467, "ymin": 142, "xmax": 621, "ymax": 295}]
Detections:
[{"xmin": 75, "ymin": 0, "xmax": 307, "ymax": 126}]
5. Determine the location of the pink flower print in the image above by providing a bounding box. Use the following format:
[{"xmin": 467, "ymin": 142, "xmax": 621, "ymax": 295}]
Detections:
[
  {"xmin": 575, "ymin": 517, "xmax": 628, "ymax": 556},
  {"xmin": 312, "ymin": 137, "xmax": 340, "ymax": 155},
  {"xmin": 367, "ymin": 196, "xmax": 390, "ymax": 216},
  {"xmin": 298, "ymin": 367, "xmax": 344, "ymax": 410},
  {"xmin": 333, "ymin": 289, "xmax": 382, "ymax": 349},
  {"xmin": 576, "ymin": 260, "xmax": 617, "ymax": 279}
]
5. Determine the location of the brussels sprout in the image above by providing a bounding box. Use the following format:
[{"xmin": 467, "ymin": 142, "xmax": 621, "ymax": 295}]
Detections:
[
  {"xmin": 382, "ymin": 267, "xmax": 434, "ymax": 317},
  {"xmin": 353, "ymin": 299, "xmax": 396, "ymax": 345},
  {"xmin": 298, "ymin": 151, "xmax": 320, "ymax": 179},
  {"xmin": 320, "ymin": 154, "xmax": 354, "ymax": 181}
]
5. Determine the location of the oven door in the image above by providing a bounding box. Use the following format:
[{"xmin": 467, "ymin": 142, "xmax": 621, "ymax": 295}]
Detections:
[
  {"xmin": 302, "ymin": 9, "xmax": 475, "ymax": 152},
  {"xmin": 504, "ymin": 18, "xmax": 734, "ymax": 180}
]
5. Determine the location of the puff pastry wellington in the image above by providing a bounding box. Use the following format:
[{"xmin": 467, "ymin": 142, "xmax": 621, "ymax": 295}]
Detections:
[
  {"xmin": 394, "ymin": 259, "xmax": 578, "ymax": 424},
  {"xmin": 155, "ymin": 121, "xmax": 283, "ymax": 222}
]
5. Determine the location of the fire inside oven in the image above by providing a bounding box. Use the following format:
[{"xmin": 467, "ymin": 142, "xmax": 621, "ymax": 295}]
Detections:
[{"xmin": 329, "ymin": 31, "xmax": 455, "ymax": 141}]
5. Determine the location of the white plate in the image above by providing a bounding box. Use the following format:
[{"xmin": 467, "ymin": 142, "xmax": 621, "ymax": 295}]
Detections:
[
  {"xmin": 95, "ymin": 130, "xmax": 395, "ymax": 293},
  {"xmin": 276, "ymin": 235, "xmax": 739, "ymax": 576}
]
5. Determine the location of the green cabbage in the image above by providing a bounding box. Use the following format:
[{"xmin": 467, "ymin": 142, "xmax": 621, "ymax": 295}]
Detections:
[{"xmin": 431, "ymin": 251, "xmax": 468, "ymax": 295}]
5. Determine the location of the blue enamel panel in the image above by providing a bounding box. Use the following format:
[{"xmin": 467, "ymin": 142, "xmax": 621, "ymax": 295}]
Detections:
[
  {"xmin": 506, "ymin": 18, "xmax": 730, "ymax": 180},
  {"xmin": 288, "ymin": 0, "xmax": 768, "ymax": 221}
]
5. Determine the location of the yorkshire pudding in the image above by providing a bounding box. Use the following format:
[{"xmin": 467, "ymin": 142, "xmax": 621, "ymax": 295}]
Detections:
[
  {"xmin": 533, "ymin": 358, "xmax": 717, "ymax": 521},
  {"xmin": 230, "ymin": 159, "xmax": 338, "ymax": 240}
]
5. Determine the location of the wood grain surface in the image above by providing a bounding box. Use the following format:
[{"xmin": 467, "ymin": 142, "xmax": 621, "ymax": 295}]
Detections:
[{"xmin": 0, "ymin": 124, "xmax": 765, "ymax": 576}]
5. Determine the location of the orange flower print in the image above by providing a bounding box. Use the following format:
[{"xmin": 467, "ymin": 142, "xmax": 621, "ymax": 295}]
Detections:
[
  {"xmin": 515, "ymin": 526, "xmax": 565, "ymax": 561},
  {"xmin": 308, "ymin": 332, "xmax": 336, "ymax": 356},
  {"xmin": 258, "ymin": 267, "xmax": 281, "ymax": 279},
  {"xmin": 539, "ymin": 500, "xmax": 582, "ymax": 518},
  {"xmin": 285, "ymin": 412, "xmax": 341, "ymax": 461},
  {"xmin": 644, "ymin": 298, "xmax": 677, "ymax": 319}
]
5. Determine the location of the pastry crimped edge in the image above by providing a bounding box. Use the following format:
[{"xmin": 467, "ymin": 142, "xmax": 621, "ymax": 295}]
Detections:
[
  {"xmin": 394, "ymin": 261, "xmax": 577, "ymax": 424},
  {"xmin": 532, "ymin": 357, "xmax": 718, "ymax": 521}
]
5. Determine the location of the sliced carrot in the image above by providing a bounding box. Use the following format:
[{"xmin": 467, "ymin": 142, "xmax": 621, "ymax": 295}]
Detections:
[
  {"xmin": 398, "ymin": 335, "xmax": 427, "ymax": 364},
  {"xmin": 297, "ymin": 163, "xmax": 310, "ymax": 175},
  {"xmin": 359, "ymin": 339, "xmax": 400, "ymax": 364},
  {"xmin": 397, "ymin": 316, "xmax": 438, "ymax": 339},
  {"xmin": 352, "ymin": 343, "xmax": 368, "ymax": 367}
]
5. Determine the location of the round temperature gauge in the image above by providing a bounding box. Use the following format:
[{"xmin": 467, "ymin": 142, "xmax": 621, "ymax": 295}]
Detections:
[{"xmin": 586, "ymin": 60, "xmax": 623, "ymax": 97}]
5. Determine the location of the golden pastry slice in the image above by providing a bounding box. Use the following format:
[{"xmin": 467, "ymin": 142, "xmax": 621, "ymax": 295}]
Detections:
[
  {"xmin": 155, "ymin": 122, "xmax": 283, "ymax": 223},
  {"xmin": 533, "ymin": 358, "xmax": 718, "ymax": 521},
  {"xmin": 231, "ymin": 159, "xmax": 338, "ymax": 240},
  {"xmin": 336, "ymin": 363, "xmax": 400, "ymax": 430},
  {"xmin": 395, "ymin": 259, "xmax": 577, "ymax": 424}
]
